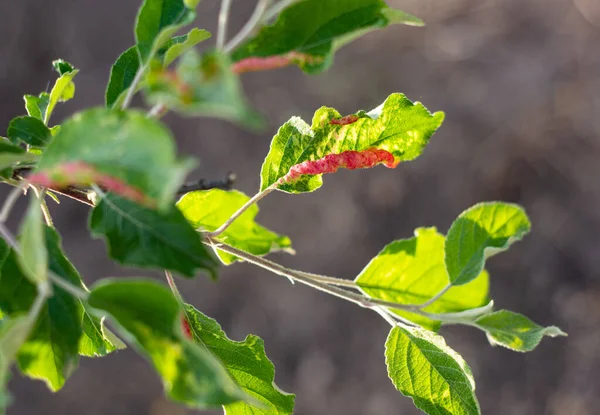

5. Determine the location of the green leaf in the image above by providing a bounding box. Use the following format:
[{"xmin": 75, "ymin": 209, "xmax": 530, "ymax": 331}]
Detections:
[
  {"xmin": 161, "ymin": 28, "xmax": 211, "ymax": 66},
  {"xmin": 45, "ymin": 67, "xmax": 78, "ymax": 125},
  {"xmin": 17, "ymin": 196, "xmax": 48, "ymax": 284},
  {"xmin": 356, "ymin": 228, "xmax": 489, "ymax": 330},
  {"xmin": 445, "ymin": 202, "xmax": 531, "ymax": 286},
  {"xmin": 177, "ymin": 189, "xmax": 292, "ymax": 265},
  {"xmin": 88, "ymin": 279, "xmax": 247, "ymax": 408},
  {"xmin": 232, "ymin": 0, "xmax": 423, "ymax": 74},
  {"xmin": 105, "ymin": 46, "xmax": 140, "ymax": 109},
  {"xmin": 385, "ymin": 325, "xmax": 480, "ymax": 415},
  {"xmin": 24, "ymin": 93, "xmax": 50, "ymax": 122},
  {"xmin": 90, "ymin": 193, "xmax": 218, "ymax": 278},
  {"xmin": 135, "ymin": 0, "xmax": 197, "ymax": 63},
  {"xmin": 146, "ymin": 50, "xmax": 263, "ymax": 129},
  {"xmin": 261, "ymin": 93, "xmax": 444, "ymax": 193},
  {"xmin": 6, "ymin": 116, "xmax": 51, "ymax": 147},
  {"xmin": 474, "ymin": 310, "xmax": 566, "ymax": 352},
  {"xmin": 52, "ymin": 59, "xmax": 75, "ymax": 76},
  {"xmin": 0, "ymin": 250, "xmax": 81, "ymax": 390},
  {"xmin": 34, "ymin": 108, "xmax": 194, "ymax": 211},
  {"xmin": 184, "ymin": 304, "xmax": 295, "ymax": 414},
  {"xmin": 0, "ymin": 140, "xmax": 38, "ymax": 171}
]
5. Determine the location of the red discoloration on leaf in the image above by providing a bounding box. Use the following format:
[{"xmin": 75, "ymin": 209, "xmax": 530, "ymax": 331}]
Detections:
[
  {"xmin": 28, "ymin": 161, "xmax": 154, "ymax": 207},
  {"xmin": 232, "ymin": 52, "xmax": 323, "ymax": 74},
  {"xmin": 181, "ymin": 315, "xmax": 193, "ymax": 339},
  {"xmin": 330, "ymin": 115, "xmax": 359, "ymax": 125},
  {"xmin": 279, "ymin": 148, "xmax": 398, "ymax": 184}
]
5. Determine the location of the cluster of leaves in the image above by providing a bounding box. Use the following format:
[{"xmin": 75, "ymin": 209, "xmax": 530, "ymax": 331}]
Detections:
[{"xmin": 0, "ymin": 1, "xmax": 565, "ymax": 414}]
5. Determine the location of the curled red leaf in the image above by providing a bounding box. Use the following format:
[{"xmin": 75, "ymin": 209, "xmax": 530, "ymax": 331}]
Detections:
[
  {"xmin": 232, "ymin": 52, "xmax": 323, "ymax": 74},
  {"xmin": 330, "ymin": 115, "xmax": 359, "ymax": 125},
  {"xmin": 279, "ymin": 148, "xmax": 398, "ymax": 184}
]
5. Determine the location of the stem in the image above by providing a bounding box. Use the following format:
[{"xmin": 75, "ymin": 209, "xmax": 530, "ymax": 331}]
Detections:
[
  {"xmin": 224, "ymin": 0, "xmax": 270, "ymax": 53},
  {"xmin": 29, "ymin": 282, "xmax": 50, "ymax": 322},
  {"xmin": 0, "ymin": 185, "xmax": 24, "ymax": 223},
  {"xmin": 263, "ymin": 0, "xmax": 299, "ymax": 22},
  {"xmin": 120, "ymin": 66, "xmax": 146, "ymax": 110},
  {"xmin": 293, "ymin": 271, "xmax": 360, "ymax": 289},
  {"xmin": 417, "ymin": 284, "xmax": 451, "ymax": 309},
  {"xmin": 164, "ymin": 270, "xmax": 183, "ymax": 303},
  {"xmin": 48, "ymin": 272, "xmax": 90, "ymax": 299},
  {"xmin": 203, "ymin": 183, "xmax": 277, "ymax": 237},
  {"xmin": 30, "ymin": 186, "xmax": 54, "ymax": 227},
  {"xmin": 217, "ymin": 0, "xmax": 233, "ymax": 50},
  {"xmin": 0, "ymin": 223, "xmax": 19, "ymax": 251},
  {"xmin": 147, "ymin": 103, "xmax": 166, "ymax": 119}
]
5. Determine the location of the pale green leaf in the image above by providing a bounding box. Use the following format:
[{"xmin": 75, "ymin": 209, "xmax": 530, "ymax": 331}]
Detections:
[
  {"xmin": 356, "ymin": 227, "xmax": 488, "ymax": 330},
  {"xmin": 184, "ymin": 304, "xmax": 295, "ymax": 414},
  {"xmin": 445, "ymin": 202, "xmax": 531, "ymax": 286},
  {"xmin": 261, "ymin": 93, "xmax": 444, "ymax": 193},
  {"xmin": 23, "ymin": 93, "xmax": 50, "ymax": 122},
  {"xmin": 45, "ymin": 69, "xmax": 78, "ymax": 125},
  {"xmin": 146, "ymin": 50, "xmax": 263, "ymax": 128},
  {"xmin": 475, "ymin": 310, "xmax": 566, "ymax": 352},
  {"xmin": 161, "ymin": 28, "xmax": 211, "ymax": 66},
  {"xmin": 34, "ymin": 108, "xmax": 194, "ymax": 211},
  {"xmin": 90, "ymin": 193, "xmax": 218, "ymax": 278},
  {"xmin": 385, "ymin": 325, "xmax": 480, "ymax": 415},
  {"xmin": 232, "ymin": 0, "xmax": 423, "ymax": 74},
  {"xmin": 177, "ymin": 189, "xmax": 292, "ymax": 265},
  {"xmin": 88, "ymin": 279, "xmax": 247, "ymax": 408},
  {"xmin": 105, "ymin": 46, "xmax": 140, "ymax": 109},
  {"xmin": 17, "ymin": 196, "xmax": 48, "ymax": 284}
]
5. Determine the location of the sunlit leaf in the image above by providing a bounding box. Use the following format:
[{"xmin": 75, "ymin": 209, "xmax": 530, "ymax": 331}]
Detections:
[
  {"xmin": 161, "ymin": 28, "xmax": 211, "ymax": 66},
  {"xmin": 17, "ymin": 195, "xmax": 48, "ymax": 284},
  {"xmin": 105, "ymin": 46, "xmax": 140, "ymax": 109},
  {"xmin": 445, "ymin": 202, "xmax": 531, "ymax": 286},
  {"xmin": 23, "ymin": 93, "xmax": 50, "ymax": 122},
  {"xmin": 261, "ymin": 93, "xmax": 443, "ymax": 193},
  {"xmin": 45, "ymin": 66, "xmax": 78, "ymax": 125},
  {"xmin": 177, "ymin": 189, "xmax": 292, "ymax": 265}
]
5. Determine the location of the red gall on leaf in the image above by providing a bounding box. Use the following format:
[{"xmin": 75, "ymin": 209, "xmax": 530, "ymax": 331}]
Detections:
[
  {"xmin": 181, "ymin": 315, "xmax": 193, "ymax": 339},
  {"xmin": 279, "ymin": 149, "xmax": 398, "ymax": 184},
  {"xmin": 330, "ymin": 115, "xmax": 359, "ymax": 125},
  {"xmin": 28, "ymin": 161, "xmax": 154, "ymax": 207},
  {"xmin": 232, "ymin": 52, "xmax": 323, "ymax": 74}
]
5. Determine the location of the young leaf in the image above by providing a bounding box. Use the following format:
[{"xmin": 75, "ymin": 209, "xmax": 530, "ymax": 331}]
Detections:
[
  {"xmin": 445, "ymin": 202, "xmax": 531, "ymax": 286},
  {"xmin": 23, "ymin": 93, "xmax": 50, "ymax": 122},
  {"xmin": 45, "ymin": 66, "xmax": 78, "ymax": 125},
  {"xmin": 474, "ymin": 310, "xmax": 566, "ymax": 352},
  {"xmin": 52, "ymin": 59, "xmax": 75, "ymax": 76},
  {"xmin": 0, "ymin": 250, "xmax": 81, "ymax": 391},
  {"xmin": 0, "ymin": 141, "xmax": 38, "ymax": 171},
  {"xmin": 356, "ymin": 228, "xmax": 489, "ymax": 330},
  {"xmin": 184, "ymin": 304, "xmax": 295, "ymax": 414},
  {"xmin": 32, "ymin": 108, "xmax": 194, "ymax": 211},
  {"xmin": 6, "ymin": 116, "xmax": 52, "ymax": 147},
  {"xmin": 160, "ymin": 28, "xmax": 211, "ymax": 67},
  {"xmin": 261, "ymin": 93, "xmax": 444, "ymax": 193},
  {"xmin": 135, "ymin": 0, "xmax": 197, "ymax": 64},
  {"xmin": 87, "ymin": 279, "xmax": 247, "ymax": 408},
  {"xmin": 105, "ymin": 46, "xmax": 140, "ymax": 109},
  {"xmin": 385, "ymin": 325, "xmax": 481, "ymax": 415},
  {"xmin": 177, "ymin": 189, "xmax": 292, "ymax": 265},
  {"xmin": 17, "ymin": 196, "xmax": 48, "ymax": 284},
  {"xmin": 90, "ymin": 193, "xmax": 218, "ymax": 278},
  {"xmin": 146, "ymin": 50, "xmax": 263, "ymax": 128},
  {"xmin": 231, "ymin": 0, "xmax": 423, "ymax": 74}
]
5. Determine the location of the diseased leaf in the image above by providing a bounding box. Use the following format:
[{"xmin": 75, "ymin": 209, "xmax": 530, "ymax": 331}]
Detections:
[
  {"xmin": 90, "ymin": 193, "xmax": 218, "ymax": 278},
  {"xmin": 356, "ymin": 227, "xmax": 488, "ymax": 330},
  {"xmin": 232, "ymin": 0, "xmax": 423, "ymax": 74},
  {"xmin": 474, "ymin": 310, "xmax": 566, "ymax": 352},
  {"xmin": 177, "ymin": 189, "xmax": 292, "ymax": 265},
  {"xmin": 23, "ymin": 93, "xmax": 50, "ymax": 122},
  {"xmin": 184, "ymin": 304, "xmax": 295, "ymax": 414},
  {"xmin": 385, "ymin": 325, "xmax": 480, "ymax": 415},
  {"xmin": 45, "ymin": 67, "xmax": 78, "ymax": 125},
  {"xmin": 32, "ymin": 108, "xmax": 194, "ymax": 211},
  {"xmin": 146, "ymin": 50, "xmax": 263, "ymax": 128},
  {"xmin": 161, "ymin": 28, "xmax": 211, "ymax": 66},
  {"xmin": 261, "ymin": 93, "xmax": 444, "ymax": 193},
  {"xmin": 105, "ymin": 46, "xmax": 140, "ymax": 109},
  {"xmin": 7, "ymin": 116, "xmax": 51, "ymax": 147},
  {"xmin": 135, "ymin": 0, "xmax": 197, "ymax": 63},
  {"xmin": 445, "ymin": 202, "xmax": 531, "ymax": 286},
  {"xmin": 88, "ymin": 279, "xmax": 247, "ymax": 408},
  {"xmin": 17, "ymin": 196, "xmax": 48, "ymax": 284}
]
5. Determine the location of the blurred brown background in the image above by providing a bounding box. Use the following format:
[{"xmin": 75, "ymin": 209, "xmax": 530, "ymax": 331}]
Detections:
[{"xmin": 0, "ymin": 0, "xmax": 598, "ymax": 414}]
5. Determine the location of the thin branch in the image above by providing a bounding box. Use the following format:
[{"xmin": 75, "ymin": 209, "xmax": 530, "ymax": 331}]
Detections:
[
  {"xmin": 177, "ymin": 172, "xmax": 236, "ymax": 196},
  {"xmin": 262, "ymin": 0, "xmax": 298, "ymax": 22},
  {"xmin": 203, "ymin": 182, "xmax": 277, "ymax": 237},
  {"xmin": 224, "ymin": 0, "xmax": 270, "ymax": 53},
  {"xmin": 217, "ymin": 0, "xmax": 233, "ymax": 50},
  {"xmin": 147, "ymin": 103, "xmax": 166, "ymax": 119},
  {"xmin": 29, "ymin": 282, "xmax": 50, "ymax": 322},
  {"xmin": 121, "ymin": 66, "xmax": 146, "ymax": 110},
  {"xmin": 164, "ymin": 270, "xmax": 183, "ymax": 303},
  {"xmin": 48, "ymin": 272, "xmax": 89, "ymax": 299},
  {"xmin": 0, "ymin": 185, "xmax": 25, "ymax": 223},
  {"xmin": 417, "ymin": 284, "xmax": 451, "ymax": 309},
  {"xmin": 0, "ymin": 223, "xmax": 19, "ymax": 251},
  {"xmin": 30, "ymin": 186, "xmax": 53, "ymax": 227},
  {"xmin": 293, "ymin": 271, "xmax": 360, "ymax": 289}
]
